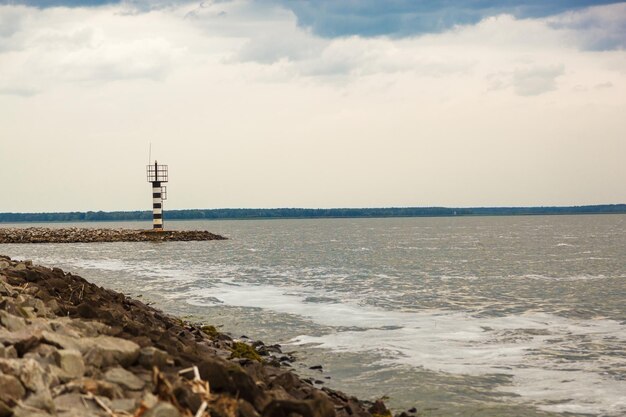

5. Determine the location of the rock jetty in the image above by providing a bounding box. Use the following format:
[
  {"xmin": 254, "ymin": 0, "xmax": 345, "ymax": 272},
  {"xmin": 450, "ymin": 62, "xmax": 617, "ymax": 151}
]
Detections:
[
  {"xmin": 0, "ymin": 255, "xmax": 391, "ymax": 417},
  {"xmin": 0, "ymin": 228, "xmax": 226, "ymax": 244}
]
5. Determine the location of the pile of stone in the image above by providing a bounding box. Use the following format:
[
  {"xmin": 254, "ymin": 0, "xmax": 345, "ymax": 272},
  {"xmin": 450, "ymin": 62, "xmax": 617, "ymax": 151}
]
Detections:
[
  {"xmin": 0, "ymin": 255, "xmax": 391, "ymax": 417},
  {"xmin": 0, "ymin": 228, "xmax": 226, "ymax": 244}
]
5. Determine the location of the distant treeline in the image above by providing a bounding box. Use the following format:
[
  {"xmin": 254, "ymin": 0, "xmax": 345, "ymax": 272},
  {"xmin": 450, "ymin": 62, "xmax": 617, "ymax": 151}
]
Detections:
[{"xmin": 1, "ymin": 205, "xmax": 625, "ymax": 223}]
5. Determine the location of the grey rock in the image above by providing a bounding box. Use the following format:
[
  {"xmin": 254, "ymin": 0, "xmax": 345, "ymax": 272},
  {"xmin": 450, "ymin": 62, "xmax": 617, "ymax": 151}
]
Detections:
[
  {"xmin": 144, "ymin": 402, "xmax": 181, "ymax": 417},
  {"xmin": 104, "ymin": 367, "xmax": 145, "ymax": 391},
  {"xmin": 0, "ymin": 310, "xmax": 25, "ymax": 331},
  {"xmin": 54, "ymin": 349, "xmax": 85, "ymax": 378},
  {"xmin": 42, "ymin": 330, "xmax": 80, "ymax": 351},
  {"xmin": 23, "ymin": 390, "xmax": 55, "ymax": 413},
  {"xmin": 54, "ymin": 393, "xmax": 109, "ymax": 414},
  {"xmin": 138, "ymin": 346, "xmax": 171, "ymax": 369},
  {"xmin": 0, "ymin": 358, "xmax": 48, "ymax": 393},
  {"xmin": 83, "ymin": 336, "xmax": 140, "ymax": 367},
  {"xmin": 110, "ymin": 398, "xmax": 137, "ymax": 413},
  {"xmin": 12, "ymin": 404, "xmax": 53, "ymax": 417}
]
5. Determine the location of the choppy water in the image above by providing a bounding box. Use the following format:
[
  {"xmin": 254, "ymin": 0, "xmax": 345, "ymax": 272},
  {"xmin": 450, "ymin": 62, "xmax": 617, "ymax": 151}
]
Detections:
[{"xmin": 2, "ymin": 215, "xmax": 625, "ymax": 416}]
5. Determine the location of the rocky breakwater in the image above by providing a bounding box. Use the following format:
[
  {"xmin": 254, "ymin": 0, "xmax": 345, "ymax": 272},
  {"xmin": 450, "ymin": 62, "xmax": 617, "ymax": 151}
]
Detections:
[
  {"xmin": 0, "ymin": 255, "xmax": 393, "ymax": 417},
  {"xmin": 0, "ymin": 228, "xmax": 226, "ymax": 244}
]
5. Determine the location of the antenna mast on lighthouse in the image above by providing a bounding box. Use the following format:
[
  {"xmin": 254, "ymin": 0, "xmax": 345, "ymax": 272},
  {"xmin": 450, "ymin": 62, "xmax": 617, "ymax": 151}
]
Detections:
[{"xmin": 146, "ymin": 160, "xmax": 168, "ymax": 231}]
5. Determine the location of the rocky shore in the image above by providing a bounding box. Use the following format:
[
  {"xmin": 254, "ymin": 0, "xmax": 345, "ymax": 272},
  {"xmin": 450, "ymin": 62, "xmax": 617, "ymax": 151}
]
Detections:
[
  {"xmin": 0, "ymin": 255, "xmax": 392, "ymax": 417},
  {"xmin": 0, "ymin": 228, "xmax": 226, "ymax": 244}
]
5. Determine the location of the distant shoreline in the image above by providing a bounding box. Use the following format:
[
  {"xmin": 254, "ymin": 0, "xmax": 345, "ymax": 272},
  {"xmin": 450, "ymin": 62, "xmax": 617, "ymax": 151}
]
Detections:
[{"xmin": 1, "ymin": 204, "xmax": 625, "ymax": 223}]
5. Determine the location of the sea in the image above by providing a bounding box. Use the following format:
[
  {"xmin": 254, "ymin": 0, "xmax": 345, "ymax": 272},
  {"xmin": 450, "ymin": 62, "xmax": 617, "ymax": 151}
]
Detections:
[{"xmin": 1, "ymin": 215, "xmax": 625, "ymax": 417}]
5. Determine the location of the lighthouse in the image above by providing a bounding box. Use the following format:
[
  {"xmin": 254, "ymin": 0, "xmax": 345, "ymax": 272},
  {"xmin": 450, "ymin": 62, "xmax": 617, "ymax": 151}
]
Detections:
[{"xmin": 146, "ymin": 161, "xmax": 168, "ymax": 230}]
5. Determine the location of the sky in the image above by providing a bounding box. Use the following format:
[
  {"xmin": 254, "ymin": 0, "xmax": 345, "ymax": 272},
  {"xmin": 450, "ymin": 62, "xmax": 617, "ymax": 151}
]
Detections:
[{"xmin": 0, "ymin": 0, "xmax": 625, "ymax": 212}]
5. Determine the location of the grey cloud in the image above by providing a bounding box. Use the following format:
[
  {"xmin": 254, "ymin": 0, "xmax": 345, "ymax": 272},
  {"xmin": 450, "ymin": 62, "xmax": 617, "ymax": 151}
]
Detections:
[
  {"xmin": 547, "ymin": 4, "xmax": 626, "ymax": 50},
  {"xmin": 487, "ymin": 65, "xmax": 565, "ymax": 96},
  {"xmin": 512, "ymin": 65, "xmax": 564, "ymax": 96}
]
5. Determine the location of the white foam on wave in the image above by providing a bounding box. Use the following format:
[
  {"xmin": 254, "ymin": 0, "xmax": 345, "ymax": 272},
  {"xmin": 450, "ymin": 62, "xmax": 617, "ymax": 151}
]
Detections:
[{"xmin": 187, "ymin": 283, "xmax": 626, "ymax": 416}]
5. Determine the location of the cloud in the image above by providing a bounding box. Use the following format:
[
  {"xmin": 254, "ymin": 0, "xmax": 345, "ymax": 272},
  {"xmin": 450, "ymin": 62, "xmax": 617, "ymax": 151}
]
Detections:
[
  {"xmin": 512, "ymin": 65, "xmax": 565, "ymax": 96},
  {"xmin": 5, "ymin": 0, "xmax": 625, "ymax": 42},
  {"xmin": 546, "ymin": 3, "xmax": 626, "ymax": 50},
  {"xmin": 0, "ymin": 5, "xmax": 184, "ymax": 95},
  {"xmin": 272, "ymin": 0, "xmax": 625, "ymax": 38}
]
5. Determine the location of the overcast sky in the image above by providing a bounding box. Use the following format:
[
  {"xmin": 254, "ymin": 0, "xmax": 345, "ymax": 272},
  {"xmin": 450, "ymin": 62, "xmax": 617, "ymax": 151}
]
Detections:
[{"xmin": 1, "ymin": 0, "xmax": 625, "ymax": 212}]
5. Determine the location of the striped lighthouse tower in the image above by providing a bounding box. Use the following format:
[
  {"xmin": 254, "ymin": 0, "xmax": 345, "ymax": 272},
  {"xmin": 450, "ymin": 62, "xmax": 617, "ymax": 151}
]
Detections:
[{"xmin": 146, "ymin": 161, "xmax": 168, "ymax": 231}]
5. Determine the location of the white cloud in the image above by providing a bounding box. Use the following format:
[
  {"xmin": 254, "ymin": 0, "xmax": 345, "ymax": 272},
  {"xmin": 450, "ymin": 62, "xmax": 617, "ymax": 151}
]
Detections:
[{"xmin": 0, "ymin": 1, "xmax": 625, "ymax": 210}]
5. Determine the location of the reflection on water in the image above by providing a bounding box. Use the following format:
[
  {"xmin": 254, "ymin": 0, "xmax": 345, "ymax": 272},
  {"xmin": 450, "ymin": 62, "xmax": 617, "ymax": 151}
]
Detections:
[{"xmin": 2, "ymin": 215, "xmax": 625, "ymax": 416}]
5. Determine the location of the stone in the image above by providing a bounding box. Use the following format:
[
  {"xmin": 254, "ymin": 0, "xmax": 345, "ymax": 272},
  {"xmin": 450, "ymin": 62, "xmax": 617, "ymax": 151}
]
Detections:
[
  {"xmin": 111, "ymin": 398, "xmax": 137, "ymax": 413},
  {"xmin": 42, "ymin": 330, "xmax": 81, "ymax": 351},
  {"xmin": 104, "ymin": 367, "xmax": 145, "ymax": 391},
  {"xmin": 0, "ymin": 310, "xmax": 25, "ymax": 331},
  {"xmin": 239, "ymin": 399, "xmax": 261, "ymax": 417},
  {"xmin": 23, "ymin": 390, "xmax": 55, "ymax": 413},
  {"xmin": 54, "ymin": 393, "xmax": 104, "ymax": 414},
  {"xmin": 85, "ymin": 336, "xmax": 140, "ymax": 367},
  {"xmin": 12, "ymin": 405, "xmax": 53, "ymax": 417},
  {"xmin": 138, "ymin": 346, "xmax": 171, "ymax": 369},
  {"xmin": 0, "ymin": 358, "xmax": 48, "ymax": 393},
  {"xmin": 144, "ymin": 402, "xmax": 181, "ymax": 417},
  {"xmin": 80, "ymin": 378, "xmax": 124, "ymax": 399},
  {"xmin": 0, "ymin": 345, "xmax": 17, "ymax": 359},
  {"xmin": 0, "ymin": 374, "xmax": 26, "ymax": 405},
  {"xmin": 173, "ymin": 384, "xmax": 203, "ymax": 414},
  {"xmin": 54, "ymin": 349, "xmax": 85, "ymax": 378},
  {"xmin": 142, "ymin": 392, "xmax": 159, "ymax": 409},
  {"xmin": 0, "ymin": 400, "xmax": 11, "ymax": 417}
]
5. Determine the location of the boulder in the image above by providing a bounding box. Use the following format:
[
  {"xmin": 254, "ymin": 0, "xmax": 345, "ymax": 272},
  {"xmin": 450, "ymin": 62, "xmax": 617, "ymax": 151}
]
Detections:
[
  {"xmin": 144, "ymin": 402, "xmax": 181, "ymax": 417},
  {"xmin": 104, "ymin": 367, "xmax": 145, "ymax": 391},
  {"xmin": 0, "ymin": 374, "xmax": 26, "ymax": 405},
  {"xmin": 54, "ymin": 349, "xmax": 85, "ymax": 378}
]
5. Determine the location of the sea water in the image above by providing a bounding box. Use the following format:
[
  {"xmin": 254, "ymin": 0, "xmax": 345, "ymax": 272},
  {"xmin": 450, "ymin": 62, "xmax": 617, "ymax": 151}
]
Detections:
[{"xmin": 1, "ymin": 215, "xmax": 625, "ymax": 416}]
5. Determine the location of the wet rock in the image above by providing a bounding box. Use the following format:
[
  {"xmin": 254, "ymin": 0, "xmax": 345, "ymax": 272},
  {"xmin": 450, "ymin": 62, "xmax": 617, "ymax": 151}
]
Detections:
[
  {"xmin": 262, "ymin": 397, "xmax": 336, "ymax": 417},
  {"xmin": 198, "ymin": 357, "xmax": 236, "ymax": 392},
  {"xmin": 104, "ymin": 367, "xmax": 145, "ymax": 391},
  {"xmin": 368, "ymin": 400, "xmax": 391, "ymax": 417}
]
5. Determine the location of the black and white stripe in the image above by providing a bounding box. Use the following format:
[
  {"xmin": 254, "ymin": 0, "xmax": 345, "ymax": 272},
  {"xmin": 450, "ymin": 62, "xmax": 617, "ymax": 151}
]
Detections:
[{"xmin": 152, "ymin": 181, "xmax": 163, "ymax": 229}]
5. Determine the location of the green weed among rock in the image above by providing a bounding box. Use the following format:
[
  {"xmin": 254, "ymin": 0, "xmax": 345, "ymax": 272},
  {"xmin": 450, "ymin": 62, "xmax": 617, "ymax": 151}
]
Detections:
[
  {"xmin": 201, "ymin": 325, "xmax": 219, "ymax": 339},
  {"xmin": 230, "ymin": 341, "xmax": 261, "ymax": 361}
]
